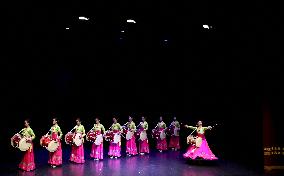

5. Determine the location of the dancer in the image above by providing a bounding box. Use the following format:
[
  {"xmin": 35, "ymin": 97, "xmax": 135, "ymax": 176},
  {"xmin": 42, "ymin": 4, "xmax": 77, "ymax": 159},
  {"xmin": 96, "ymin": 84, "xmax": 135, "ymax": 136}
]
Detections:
[
  {"xmin": 125, "ymin": 116, "xmax": 138, "ymax": 156},
  {"xmin": 168, "ymin": 116, "xmax": 180, "ymax": 151},
  {"xmin": 90, "ymin": 118, "xmax": 105, "ymax": 160},
  {"xmin": 138, "ymin": 116, "xmax": 149, "ymax": 155},
  {"xmin": 70, "ymin": 118, "xmax": 86, "ymax": 163},
  {"xmin": 183, "ymin": 121, "xmax": 218, "ymax": 160},
  {"xmin": 155, "ymin": 116, "xmax": 167, "ymax": 152},
  {"xmin": 108, "ymin": 117, "xmax": 122, "ymax": 159},
  {"xmin": 48, "ymin": 118, "xmax": 63, "ymax": 168},
  {"xmin": 18, "ymin": 119, "xmax": 36, "ymax": 171}
]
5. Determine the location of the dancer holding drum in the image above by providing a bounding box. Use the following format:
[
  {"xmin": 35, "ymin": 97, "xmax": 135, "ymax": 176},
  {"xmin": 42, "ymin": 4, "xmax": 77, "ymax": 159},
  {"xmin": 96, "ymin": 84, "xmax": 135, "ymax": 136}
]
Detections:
[
  {"xmin": 124, "ymin": 116, "xmax": 138, "ymax": 156},
  {"xmin": 69, "ymin": 118, "xmax": 86, "ymax": 164},
  {"xmin": 89, "ymin": 117, "xmax": 105, "ymax": 160},
  {"xmin": 138, "ymin": 116, "xmax": 149, "ymax": 155},
  {"xmin": 47, "ymin": 118, "xmax": 63, "ymax": 168},
  {"xmin": 168, "ymin": 116, "xmax": 181, "ymax": 151},
  {"xmin": 107, "ymin": 117, "xmax": 122, "ymax": 159},
  {"xmin": 12, "ymin": 119, "xmax": 36, "ymax": 171},
  {"xmin": 183, "ymin": 121, "xmax": 217, "ymax": 160},
  {"xmin": 154, "ymin": 116, "xmax": 167, "ymax": 152}
]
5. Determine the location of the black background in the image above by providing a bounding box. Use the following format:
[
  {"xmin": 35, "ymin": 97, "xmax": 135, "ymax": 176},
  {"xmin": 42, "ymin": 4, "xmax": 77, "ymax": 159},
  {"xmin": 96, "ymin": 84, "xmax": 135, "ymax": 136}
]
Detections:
[{"xmin": 0, "ymin": 0, "xmax": 271, "ymax": 173}]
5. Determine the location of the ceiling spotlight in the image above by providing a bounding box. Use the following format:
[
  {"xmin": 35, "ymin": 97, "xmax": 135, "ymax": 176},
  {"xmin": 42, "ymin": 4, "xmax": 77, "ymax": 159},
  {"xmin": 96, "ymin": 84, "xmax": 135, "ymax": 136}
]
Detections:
[
  {"xmin": 127, "ymin": 19, "xmax": 136, "ymax": 23},
  {"xmin": 79, "ymin": 16, "xmax": 89, "ymax": 21},
  {"xmin": 203, "ymin": 25, "xmax": 213, "ymax": 29}
]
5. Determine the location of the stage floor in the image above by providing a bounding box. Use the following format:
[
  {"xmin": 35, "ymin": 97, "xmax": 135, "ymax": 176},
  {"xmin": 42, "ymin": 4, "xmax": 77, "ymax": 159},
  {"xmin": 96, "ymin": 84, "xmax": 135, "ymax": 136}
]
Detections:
[{"xmin": 1, "ymin": 150, "xmax": 264, "ymax": 176}]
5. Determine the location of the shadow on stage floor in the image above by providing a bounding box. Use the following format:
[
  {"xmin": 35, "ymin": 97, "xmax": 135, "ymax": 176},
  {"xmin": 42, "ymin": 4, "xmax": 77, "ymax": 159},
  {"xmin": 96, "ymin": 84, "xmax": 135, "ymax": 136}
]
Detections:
[{"xmin": 0, "ymin": 149, "xmax": 264, "ymax": 176}]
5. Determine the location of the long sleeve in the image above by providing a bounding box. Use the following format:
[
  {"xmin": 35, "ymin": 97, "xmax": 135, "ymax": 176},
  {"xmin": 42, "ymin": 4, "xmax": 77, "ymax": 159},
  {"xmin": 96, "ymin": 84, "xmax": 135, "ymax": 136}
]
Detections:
[
  {"xmin": 118, "ymin": 123, "xmax": 122, "ymax": 130},
  {"xmin": 29, "ymin": 128, "xmax": 36, "ymax": 140},
  {"xmin": 130, "ymin": 122, "xmax": 136, "ymax": 131},
  {"xmin": 187, "ymin": 126, "xmax": 197, "ymax": 130},
  {"xmin": 175, "ymin": 122, "xmax": 180, "ymax": 129},
  {"xmin": 82, "ymin": 125, "xmax": 86, "ymax": 137},
  {"xmin": 144, "ymin": 122, "xmax": 148, "ymax": 130},
  {"xmin": 57, "ymin": 126, "xmax": 63, "ymax": 139}
]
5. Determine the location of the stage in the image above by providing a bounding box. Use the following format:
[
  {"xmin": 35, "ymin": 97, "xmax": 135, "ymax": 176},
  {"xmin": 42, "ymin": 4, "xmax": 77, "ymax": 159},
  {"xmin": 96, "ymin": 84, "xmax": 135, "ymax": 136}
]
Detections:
[{"xmin": 1, "ymin": 149, "xmax": 265, "ymax": 176}]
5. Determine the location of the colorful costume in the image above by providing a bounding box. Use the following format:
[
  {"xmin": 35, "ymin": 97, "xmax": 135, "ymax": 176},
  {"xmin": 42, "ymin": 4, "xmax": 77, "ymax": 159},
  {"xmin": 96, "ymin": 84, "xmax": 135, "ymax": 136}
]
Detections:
[
  {"xmin": 126, "ymin": 121, "xmax": 138, "ymax": 155},
  {"xmin": 19, "ymin": 127, "xmax": 36, "ymax": 171},
  {"xmin": 90, "ymin": 123, "xmax": 105, "ymax": 160},
  {"xmin": 168, "ymin": 120, "xmax": 180, "ymax": 150},
  {"xmin": 70, "ymin": 124, "xmax": 85, "ymax": 163},
  {"xmin": 48, "ymin": 124, "xmax": 63, "ymax": 166},
  {"xmin": 138, "ymin": 121, "xmax": 150, "ymax": 154},
  {"xmin": 108, "ymin": 123, "xmax": 122, "ymax": 157},
  {"xmin": 183, "ymin": 126, "xmax": 218, "ymax": 160},
  {"xmin": 156, "ymin": 121, "xmax": 167, "ymax": 151}
]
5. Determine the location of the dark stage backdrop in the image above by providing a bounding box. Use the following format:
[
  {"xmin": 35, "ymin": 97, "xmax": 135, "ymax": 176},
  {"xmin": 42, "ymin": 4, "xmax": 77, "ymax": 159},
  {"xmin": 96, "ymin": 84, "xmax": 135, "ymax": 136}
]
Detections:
[{"xmin": 1, "ymin": 0, "xmax": 267, "ymax": 173}]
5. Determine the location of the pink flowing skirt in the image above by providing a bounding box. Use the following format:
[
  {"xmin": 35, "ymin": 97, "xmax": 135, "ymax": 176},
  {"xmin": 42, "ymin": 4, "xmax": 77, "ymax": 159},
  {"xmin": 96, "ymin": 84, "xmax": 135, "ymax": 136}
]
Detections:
[
  {"xmin": 169, "ymin": 136, "xmax": 180, "ymax": 149},
  {"xmin": 108, "ymin": 142, "xmax": 121, "ymax": 157},
  {"xmin": 126, "ymin": 137, "xmax": 138, "ymax": 155},
  {"xmin": 183, "ymin": 137, "xmax": 217, "ymax": 160},
  {"xmin": 156, "ymin": 138, "xmax": 167, "ymax": 150},
  {"xmin": 139, "ymin": 139, "xmax": 149, "ymax": 153},
  {"xmin": 90, "ymin": 143, "xmax": 103, "ymax": 159},
  {"xmin": 48, "ymin": 142, "xmax": 62, "ymax": 166},
  {"xmin": 19, "ymin": 143, "xmax": 35, "ymax": 171},
  {"xmin": 70, "ymin": 144, "xmax": 85, "ymax": 163}
]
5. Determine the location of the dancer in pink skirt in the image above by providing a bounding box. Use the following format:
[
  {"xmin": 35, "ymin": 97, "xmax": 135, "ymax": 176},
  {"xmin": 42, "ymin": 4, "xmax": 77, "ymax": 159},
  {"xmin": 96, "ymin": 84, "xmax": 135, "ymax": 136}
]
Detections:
[
  {"xmin": 183, "ymin": 121, "xmax": 218, "ymax": 160},
  {"xmin": 70, "ymin": 118, "xmax": 86, "ymax": 164},
  {"xmin": 168, "ymin": 116, "xmax": 181, "ymax": 151},
  {"xmin": 108, "ymin": 117, "xmax": 122, "ymax": 159},
  {"xmin": 125, "ymin": 116, "xmax": 138, "ymax": 156},
  {"xmin": 138, "ymin": 116, "xmax": 149, "ymax": 155},
  {"xmin": 18, "ymin": 119, "xmax": 36, "ymax": 171},
  {"xmin": 90, "ymin": 117, "xmax": 105, "ymax": 160},
  {"xmin": 155, "ymin": 116, "xmax": 167, "ymax": 152},
  {"xmin": 48, "ymin": 118, "xmax": 63, "ymax": 168}
]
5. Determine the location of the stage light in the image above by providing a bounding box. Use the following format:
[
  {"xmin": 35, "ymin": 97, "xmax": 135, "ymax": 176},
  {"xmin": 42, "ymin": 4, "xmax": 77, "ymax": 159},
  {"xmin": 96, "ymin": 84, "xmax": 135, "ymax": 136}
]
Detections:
[
  {"xmin": 127, "ymin": 19, "xmax": 136, "ymax": 23},
  {"xmin": 66, "ymin": 27, "xmax": 70, "ymax": 30},
  {"xmin": 203, "ymin": 25, "xmax": 213, "ymax": 29},
  {"xmin": 79, "ymin": 16, "xmax": 89, "ymax": 21},
  {"xmin": 164, "ymin": 39, "xmax": 168, "ymax": 42},
  {"xmin": 121, "ymin": 30, "xmax": 125, "ymax": 33}
]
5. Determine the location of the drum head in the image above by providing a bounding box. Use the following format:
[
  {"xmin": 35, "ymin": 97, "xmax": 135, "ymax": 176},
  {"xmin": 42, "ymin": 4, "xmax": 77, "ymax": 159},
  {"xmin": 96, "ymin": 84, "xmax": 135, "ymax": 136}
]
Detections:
[
  {"xmin": 195, "ymin": 137, "xmax": 202, "ymax": 147},
  {"xmin": 11, "ymin": 134, "xmax": 21, "ymax": 147},
  {"xmin": 126, "ymin": 131, "xmax": 133, "ymax": 140},
  {"xmin": 113, "ymin": 133, "xmax": 121, "ymax": 143},
  {"xmin": 94, "ymin": 134, "xmax": 103, "ymax": 145},
  {"xmin": 160, "ymin": 131, "xmax": 166, "ymax": 140},
  {"xmin": 140, "ymin": 131, "xmax": 147, "ymax": 141},
  {"xmin": 47, "ymin": 140, "xmax": 59, "ymax": 152},
  {"xmin": 73, "ymin": 133, "xmax": 82, "ymax": 146},
  {"xmin": 18, "ymin": 138, "xmax": 31, "ymax": 151}
]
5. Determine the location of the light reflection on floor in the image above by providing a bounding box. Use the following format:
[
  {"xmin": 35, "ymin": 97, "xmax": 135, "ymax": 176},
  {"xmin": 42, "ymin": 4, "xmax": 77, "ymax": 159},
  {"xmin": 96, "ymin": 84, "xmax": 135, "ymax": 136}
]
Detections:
[{"xmin": 7, "ymin": 151, "xmax": 262, "ymax": 176}]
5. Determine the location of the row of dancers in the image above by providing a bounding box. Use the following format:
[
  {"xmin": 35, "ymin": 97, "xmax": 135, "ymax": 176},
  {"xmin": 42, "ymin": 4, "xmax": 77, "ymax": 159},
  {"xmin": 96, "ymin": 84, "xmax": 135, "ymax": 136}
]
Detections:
[{"xmin": 11, "ymin": 116, "xmax": 218, "ymax": 172}]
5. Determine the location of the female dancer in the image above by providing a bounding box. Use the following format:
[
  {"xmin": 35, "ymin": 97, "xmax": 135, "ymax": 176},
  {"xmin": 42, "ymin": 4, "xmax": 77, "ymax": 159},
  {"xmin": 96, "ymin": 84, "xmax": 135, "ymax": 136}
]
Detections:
[
  {"xmin": 138, "ymin": 116, "xmax": 149, "ymax": 155},
  {"xmin": 90, "ymin": 117, "xmax": 105, "ymax": 160},
  {"xmin": 183, "ymin": 120, "xmax": 218, "ymax": 160},
  {"xmin": 70, "ymin": 118, "xmax": 86, "ymax": 164},
  {"xmin": 48, "ymin": 117, "xmax": 63, "ymax": 168},
  {"xmin": 156, "ymin": 116, "xmax": 167, "ymax": 152},
  {"xmin": 125, "ymin": 116, "xmax": 138, "ymax": 156},
  {"xmin": 108, "ymin": 117, "xmax": 122, "ymax": 159},
  {"xmin": 18, "ymin": 119, "xmax": 36, "ymax": 171},
  {"xmin": 168, "ymin": 116, "xmax": 181, "ymax": 151}
]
